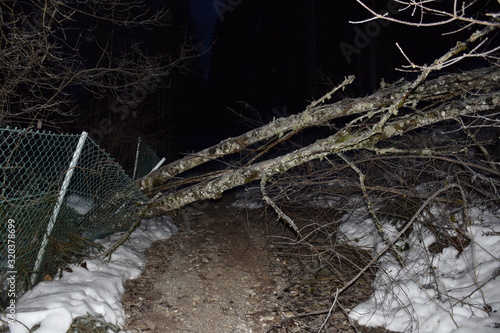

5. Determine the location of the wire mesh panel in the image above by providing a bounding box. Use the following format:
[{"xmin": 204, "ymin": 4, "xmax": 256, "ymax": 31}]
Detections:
[
  {"xmin": 133, "ymin": 137, "xmax": 161, "ymax": 180},
  {"xmin": 0, "ymin": 127, "xmax": 148, "ymax": 306}
]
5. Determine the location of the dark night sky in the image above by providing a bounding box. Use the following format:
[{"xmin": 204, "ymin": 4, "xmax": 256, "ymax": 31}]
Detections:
[
  {"xmin": 178, "ymin": 0, "xmax": 447, "ymax": 150},
  {"xmin": 188, "ymin": 0, "xmax": 217, "ymax": 77},
  {"xmin": 189, "ymin": 0, "xmax": 217, "ymax": 42}
]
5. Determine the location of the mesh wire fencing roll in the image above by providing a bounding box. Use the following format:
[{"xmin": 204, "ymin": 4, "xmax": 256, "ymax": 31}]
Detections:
[{"xmin": 0, "ymin": 127, "xmax": 149, "ymax": 305}]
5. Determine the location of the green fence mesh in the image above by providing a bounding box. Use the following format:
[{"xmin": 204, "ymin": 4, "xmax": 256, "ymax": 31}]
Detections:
[
  {"xmin": 0, "ymin": 127, "xmax": 148, "ymax": 306},
  {"xmin": 133, "ymin": 137, "xmax": 162, "ymax": 180}
]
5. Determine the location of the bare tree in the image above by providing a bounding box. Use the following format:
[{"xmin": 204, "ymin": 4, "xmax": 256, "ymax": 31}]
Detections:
[{"xmin": 0, "ymin": 0, "xmax": 192, "ymax": 130}]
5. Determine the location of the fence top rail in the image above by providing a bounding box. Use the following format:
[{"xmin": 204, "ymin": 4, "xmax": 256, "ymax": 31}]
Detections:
[{"xmin": 1, "ymin": 126, "xmax": 82, "ymax": 138}]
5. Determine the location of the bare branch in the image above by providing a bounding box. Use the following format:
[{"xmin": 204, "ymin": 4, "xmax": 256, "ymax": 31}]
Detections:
[{"xmin": 352, "ymin": 0, "xmax": 500, "ymax": 28}]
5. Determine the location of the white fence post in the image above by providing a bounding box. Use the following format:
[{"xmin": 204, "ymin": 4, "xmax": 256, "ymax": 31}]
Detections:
[
  {"xmin": 150, "ymin": 157, "xmax": 166, "ymax": 173},
  {"xmin": 30, "ymin": 131, "xmax": 88, "ymax": 285}
]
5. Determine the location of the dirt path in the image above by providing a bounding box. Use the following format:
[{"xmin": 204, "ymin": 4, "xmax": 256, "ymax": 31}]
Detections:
[
  {"xmin": 122, "ymin": 194, "xmax": 287, "ymax": 333},
  {"xmin": 122, "ymin": 193, "xmax": 393, "ymax": 333}
]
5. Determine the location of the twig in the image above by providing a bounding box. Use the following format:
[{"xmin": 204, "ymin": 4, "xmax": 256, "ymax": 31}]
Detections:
[
  {"xmin": 317, "ymin": 288, "xmax": 339, "ymax": 333},
  {"xmin": 94, "ymin": 203, "xmax": 150, "ymax": 260},
  {"xmin": 375, "ymin": 24, "xmax": 497, "ymax": 133},
  {"xmin": 352, "ymin": 0, "xmax": 499, "ymax": 27},
  {"xmin": 260, "ymin": 172, "xmax": 302, "ymax": 237},
  {"xmin": 339, "ymin": 153, "xmax": 405, "ymax": 266},
  {"xmin": 307, "ymin": 75, "xmax": 355, "ymax": 110}
]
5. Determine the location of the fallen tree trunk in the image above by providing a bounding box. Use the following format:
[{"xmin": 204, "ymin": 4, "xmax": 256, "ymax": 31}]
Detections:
[
  {"xmin": 138, "ymin": 64, "xmax": 499, "ymax": 216},
  {"xmin": 137, "ymin": 24, "xmax": 498, "ymax": 196},
  {"xmin": 136, "ymin": 66, "xmax": 499, "ymax": 196},
  {"xmin": 150, "ymin": 94, "xmax": 499, "ymax": 215}
]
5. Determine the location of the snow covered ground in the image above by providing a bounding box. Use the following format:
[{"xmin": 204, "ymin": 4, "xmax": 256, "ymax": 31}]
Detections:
[
  {"xmin": 342, "ymin": 206, "xmax": 500, "ymax": 333},
  {"xmin": 2, "ymin": 216, "xmax": 177, "ymax": 333},
  {"xmin": 2, "ymin": 191, "xmax": 499, "ymax": 333}
]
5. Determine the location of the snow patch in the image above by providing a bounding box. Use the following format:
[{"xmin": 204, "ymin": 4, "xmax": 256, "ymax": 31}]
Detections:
[
  {"xmin": 65, "ymin": 194, "xmax": 95, "ymax": 215},
  {"xmin": 5, "ymin": 216, "xmax": 177, "ymax": 333},
  {"xmin": 229, "ymin": 189, "xmax": 264, "ymax": 209},
  {"xmin": 344, "ymin": 206, "xmax": 500, "ymax": 333}
]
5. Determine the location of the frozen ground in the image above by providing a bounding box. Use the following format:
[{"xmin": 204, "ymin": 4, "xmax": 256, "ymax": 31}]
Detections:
[{"xmin": 1, "ymin": 192, "xmax": 499, "ymax": 333}]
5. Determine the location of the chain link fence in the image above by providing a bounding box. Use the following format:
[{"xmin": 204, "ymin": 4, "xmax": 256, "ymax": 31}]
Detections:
[{"xmin": 0, "ymin": 127, "xmax": 149, "ymax": 306}]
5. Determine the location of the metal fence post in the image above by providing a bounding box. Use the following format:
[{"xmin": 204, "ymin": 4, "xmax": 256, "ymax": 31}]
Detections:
[
  {"xmin": 133, "ymin": 137, "xmax": 141, "ymax": 180},
  {"xmin": 30, "ymin": 131, "xmax": 88, "ymax": 285}
]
